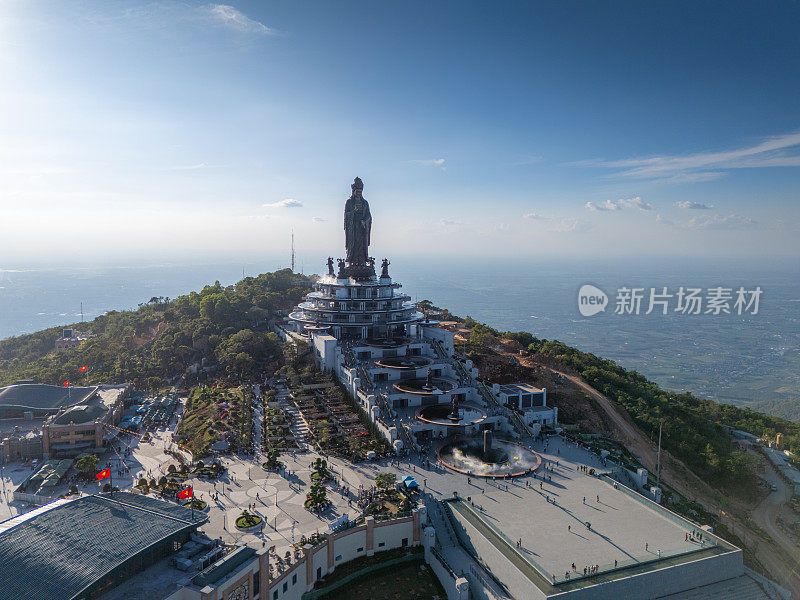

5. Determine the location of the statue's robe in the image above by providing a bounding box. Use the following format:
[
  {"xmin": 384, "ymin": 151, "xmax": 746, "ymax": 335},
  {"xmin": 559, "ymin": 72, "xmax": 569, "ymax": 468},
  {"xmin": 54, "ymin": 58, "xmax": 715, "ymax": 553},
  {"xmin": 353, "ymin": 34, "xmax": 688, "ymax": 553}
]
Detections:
[{"xmin": 344, "ymin": 196, "xmax": 371, "ymax": 263}]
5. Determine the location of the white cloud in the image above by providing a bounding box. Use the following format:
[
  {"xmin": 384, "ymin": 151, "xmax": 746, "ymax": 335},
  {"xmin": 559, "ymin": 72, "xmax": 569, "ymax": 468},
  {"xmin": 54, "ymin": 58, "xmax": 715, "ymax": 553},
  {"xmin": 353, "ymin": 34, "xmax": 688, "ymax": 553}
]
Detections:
[
  {"xmin": 410, "ymin": 158, "xmax": 446, "ymax": 171},
  {"xmin": 676, "ymin": 200, "xmax": 714, "ymax": 210},
  {"xmin": 618, "ymin": 196, "xmax": 653, "ymax": 211},
  {"xmin": 586, "ymin": 196, "xmax": 652, "ymax": 212},
  {"xmin": 523, "ymin": 212, "xmax": 543, "ymax": 219},
  {"xmin": 585, "ymin": 199, "xmax": 621, "ymax": 211},
  {"xmin": 439, "ymin": 218, "xmax": 463, "ymax": 228},
  {"xmin": 686, "ymin": 214, "xmax": 756, "ymax": 230},
  {"xmin": 312, "ymin": 216, "xmax": 325, "ymax": 222},
  {"xmin": 655, "ymin": 214, "xmax": 674, "ymax": 226},
  {"xmin": 578, "ymin": 130, "xmax": 800, "ymax": 183},
  {"xmin": 263, "ymin": 198, "xmax": 303, "ymax": 208},
  {"xmin": 206, "ymin": 4, "xmax": 276, "ymax": 35}
]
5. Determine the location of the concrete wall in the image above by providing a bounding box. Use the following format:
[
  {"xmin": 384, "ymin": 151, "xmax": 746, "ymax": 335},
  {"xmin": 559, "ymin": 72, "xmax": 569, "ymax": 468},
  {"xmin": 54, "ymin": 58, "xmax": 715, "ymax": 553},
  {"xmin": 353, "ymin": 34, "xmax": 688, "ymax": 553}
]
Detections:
[
  {"xmin": 426, "ymin": 551, "xmax": 469, "ymax": 600},
  {"xmin": 548, "ymin": 550, "xmax": 743, "ymax": 600},
  {"xmin": 447, "ymin": 503, "xmax": 548, "ymax": 600},
  {"xmin": 1, "ymin": 433, "xmax": 43, "ymax": 462},
  {"xmin": 168, "ymin": 514, "xmax": 421, "ymax": 600},
  {"xmin": 268, "ymin": 514, "xmax": 419, "ymax": 600},
  {"xmin": 421, "ymin": 326, "xmax": 455, "ymax": 355},
  {"xmin": 312, "ymin": 334, "xmax": 338, "ymax": 372}
]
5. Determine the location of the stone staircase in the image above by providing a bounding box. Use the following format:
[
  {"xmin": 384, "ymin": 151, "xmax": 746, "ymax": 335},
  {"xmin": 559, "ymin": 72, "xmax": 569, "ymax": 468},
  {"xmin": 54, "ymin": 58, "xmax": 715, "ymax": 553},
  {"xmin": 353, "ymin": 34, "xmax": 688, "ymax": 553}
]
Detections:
[
  {"xmin": 427, "ymin": 497, "xmax": 458, "ymax": 549},
  {"xmin": 278, "ymin": 389, "xmax": 311, "ymax": 451},
  {"xmin": 426, "ymin": 496, "xmax": 512, "ymax": 599}
]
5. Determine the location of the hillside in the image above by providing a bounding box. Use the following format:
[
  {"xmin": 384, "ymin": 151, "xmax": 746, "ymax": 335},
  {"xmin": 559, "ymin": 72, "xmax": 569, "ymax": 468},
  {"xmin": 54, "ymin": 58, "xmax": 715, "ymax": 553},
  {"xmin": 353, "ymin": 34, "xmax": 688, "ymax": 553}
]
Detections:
[
  {"xmin": 417, "ymin": 303, "xmax": 800, "ymax": 487},
  {"xmin": 0, "ymin": 269, "xmax": 314, "ymax": 390},
  {"xmin": 5, "ymin": 280, "xmax": 797, "ymax": 474}
]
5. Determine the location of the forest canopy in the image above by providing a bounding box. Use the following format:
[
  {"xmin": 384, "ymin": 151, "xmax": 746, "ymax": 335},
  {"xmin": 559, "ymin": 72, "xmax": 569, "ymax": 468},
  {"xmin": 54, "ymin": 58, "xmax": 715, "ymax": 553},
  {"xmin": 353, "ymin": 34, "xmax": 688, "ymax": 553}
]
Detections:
[{"xmin": 0, "ymin": 269, "xmax": 314, "ymax": 389}]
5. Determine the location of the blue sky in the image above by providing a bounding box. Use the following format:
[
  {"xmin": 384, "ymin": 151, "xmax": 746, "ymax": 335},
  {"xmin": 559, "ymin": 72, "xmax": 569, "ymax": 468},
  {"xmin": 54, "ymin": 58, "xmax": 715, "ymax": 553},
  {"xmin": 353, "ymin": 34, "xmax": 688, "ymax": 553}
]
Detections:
[{"xmin": 1, "ymin": 1, "xmax": 799, "ymax": 265}]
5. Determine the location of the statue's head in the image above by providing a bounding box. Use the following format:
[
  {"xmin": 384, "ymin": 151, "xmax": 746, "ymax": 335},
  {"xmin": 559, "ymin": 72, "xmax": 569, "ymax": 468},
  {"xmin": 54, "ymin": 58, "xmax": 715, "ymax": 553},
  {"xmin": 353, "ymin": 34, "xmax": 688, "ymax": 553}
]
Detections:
[{"xmin": 351, "ymin": 177, "xmax": 363, "ymax": 198}]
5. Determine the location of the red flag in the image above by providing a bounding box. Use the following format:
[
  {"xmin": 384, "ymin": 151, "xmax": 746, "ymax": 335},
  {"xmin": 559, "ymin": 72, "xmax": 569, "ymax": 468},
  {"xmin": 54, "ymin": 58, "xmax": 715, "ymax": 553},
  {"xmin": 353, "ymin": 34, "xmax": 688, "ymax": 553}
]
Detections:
[
  {"xmin": 178, "ymin": 486, "xmax": 193, "ymax": 500},
  {"xmin": 96, "ymin": 468, "xmax": 110, "ymax": 480},
  {"xmin": 79, "ymin": 365, "xmax": 88, "ymax": 372},
  {"xmin": 63, "ymin": 380, "xmax": 69, "ymax": 387}
]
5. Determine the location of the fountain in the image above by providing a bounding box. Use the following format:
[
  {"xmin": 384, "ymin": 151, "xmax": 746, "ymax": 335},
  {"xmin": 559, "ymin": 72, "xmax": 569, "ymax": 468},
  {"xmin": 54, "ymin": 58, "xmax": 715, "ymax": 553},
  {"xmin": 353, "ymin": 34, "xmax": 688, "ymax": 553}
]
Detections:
[
  {"xmin": 375, "ymin": 356, "xmax": 432, "ymax": 369},
  {"xmin": 417, "ymin": 403, "xmax": 488, "ymax": 427},
  {"xmin": 437, "ymin": 436, "xmax": 541, "ymax": 478},
  {"xmin": 394, "ymin": 377, "xmax": 456, "ymax": 395},
  {"xmin": 424, "ymin": 370, "xmax": 435, "ymax": 393},
  {"xmin": 448, "ymin": 395, "xmax": 460, "ymax": 422}
]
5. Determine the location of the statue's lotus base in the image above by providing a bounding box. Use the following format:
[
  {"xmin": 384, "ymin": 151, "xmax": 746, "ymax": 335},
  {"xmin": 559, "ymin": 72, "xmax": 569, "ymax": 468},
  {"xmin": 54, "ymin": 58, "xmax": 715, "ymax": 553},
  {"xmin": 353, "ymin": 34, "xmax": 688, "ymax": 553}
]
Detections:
[{"xmin": 340, "ymin": 260, "xmax": 376, "ymax": 280}]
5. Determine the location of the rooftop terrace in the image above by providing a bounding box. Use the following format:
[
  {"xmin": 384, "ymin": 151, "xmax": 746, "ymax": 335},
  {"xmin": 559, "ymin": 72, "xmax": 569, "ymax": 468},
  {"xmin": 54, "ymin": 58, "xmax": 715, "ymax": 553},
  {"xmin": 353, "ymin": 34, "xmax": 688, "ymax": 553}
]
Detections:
[{"xmin": 455, "ymin": 436, "xmax": 733, "ymax": 584}]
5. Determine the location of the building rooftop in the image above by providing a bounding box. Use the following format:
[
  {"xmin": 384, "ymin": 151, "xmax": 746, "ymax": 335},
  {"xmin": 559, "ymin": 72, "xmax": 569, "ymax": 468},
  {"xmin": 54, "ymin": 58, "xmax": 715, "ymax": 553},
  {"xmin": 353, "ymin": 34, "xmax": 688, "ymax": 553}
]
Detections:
[
  {"xmin": 0, "ymin": 492, "xmax": 207, "ymax": 600},
  {"xmin": 498, "ymin": 383, "xmax": 544, "ymax": 395},
  {"xmin": 436, "ymin": 435, "xmax": 738, "ymax": 595},
  {"xmin": 0, "ymin": 384, "xmax": 97, "ymax": 412}
]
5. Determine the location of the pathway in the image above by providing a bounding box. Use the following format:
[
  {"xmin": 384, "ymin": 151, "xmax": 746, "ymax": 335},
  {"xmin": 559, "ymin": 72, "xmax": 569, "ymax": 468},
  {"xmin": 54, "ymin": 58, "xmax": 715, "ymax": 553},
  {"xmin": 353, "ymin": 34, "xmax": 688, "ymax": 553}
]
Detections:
[{"xmin": 279, "ymin": 386, "xmax": 311, "ymax": 451}]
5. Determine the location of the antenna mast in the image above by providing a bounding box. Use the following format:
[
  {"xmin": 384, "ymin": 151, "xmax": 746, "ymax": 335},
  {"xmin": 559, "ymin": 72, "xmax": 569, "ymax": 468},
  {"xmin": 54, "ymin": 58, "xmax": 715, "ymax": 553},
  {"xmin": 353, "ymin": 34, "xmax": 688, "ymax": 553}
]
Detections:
[{"xmin": 290, "ymin": 230, "xmax": 295, "ymax": 272}]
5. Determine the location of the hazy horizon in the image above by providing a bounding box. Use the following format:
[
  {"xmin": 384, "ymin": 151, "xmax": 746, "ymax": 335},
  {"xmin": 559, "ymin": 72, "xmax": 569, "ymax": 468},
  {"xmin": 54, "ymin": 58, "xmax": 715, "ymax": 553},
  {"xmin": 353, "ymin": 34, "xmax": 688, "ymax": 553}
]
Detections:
[{"xmin": 2, "ymin": 1, "xmax": 799, "ymax": 263}]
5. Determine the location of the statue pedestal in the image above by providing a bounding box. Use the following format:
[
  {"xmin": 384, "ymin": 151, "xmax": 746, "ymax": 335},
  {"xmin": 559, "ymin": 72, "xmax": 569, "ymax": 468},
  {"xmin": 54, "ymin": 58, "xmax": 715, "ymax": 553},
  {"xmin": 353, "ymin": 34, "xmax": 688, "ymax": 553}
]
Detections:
[{"xmin": 342, "ymin": 261, "xmax": 376, "ymax": 280}]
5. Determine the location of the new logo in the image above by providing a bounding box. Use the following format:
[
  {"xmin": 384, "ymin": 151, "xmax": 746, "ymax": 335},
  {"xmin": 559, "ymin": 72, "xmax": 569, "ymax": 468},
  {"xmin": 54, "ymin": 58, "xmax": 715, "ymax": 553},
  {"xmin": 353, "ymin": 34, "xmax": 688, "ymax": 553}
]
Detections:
[{"xmin": 578, "ymin": 284, "xmax": 608, "ymax": 317}]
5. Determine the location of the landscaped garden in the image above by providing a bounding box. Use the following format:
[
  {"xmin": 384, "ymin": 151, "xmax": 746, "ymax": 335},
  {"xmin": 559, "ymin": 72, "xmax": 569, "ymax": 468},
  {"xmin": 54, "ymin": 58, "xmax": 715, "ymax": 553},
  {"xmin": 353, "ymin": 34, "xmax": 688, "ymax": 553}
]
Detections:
[
  {"xmin": 262, "ymin": 405, "xmax": 298, "ymax": 451},
  {"xmin": 362, "ymin": 471, "xmax": 416, "ymax": 519},
  {"xmin": 311, "ymin": 547, "xmax": 442, "ymax": 600},
  {"xmin": 174, "ymin": 385, "xmax": 254, "ymax": 457},
  {"xmin": 182, "ymin": 498, "xmax": 208, "ymax": 511},
  {"xmin": 235, "ymin": 510, "xmax": 263, "ymax": 529},
  {"xmin": 305, "ymin": 481, "xmax": 329, "ymax": 512},
  {"xmin": 262, "ymin": 446, "xmax": 284, "ymax": 471},
  {"xmin": 285, "ymin": 368, "xmax": 392, "ymax": 460},
  {"xmin": 323, "ymin": 559, "xmax": 444, "ymax": 600},
  {"xmin": 134, "ymin": 460, "xmax": 223, "ymax": 499}
]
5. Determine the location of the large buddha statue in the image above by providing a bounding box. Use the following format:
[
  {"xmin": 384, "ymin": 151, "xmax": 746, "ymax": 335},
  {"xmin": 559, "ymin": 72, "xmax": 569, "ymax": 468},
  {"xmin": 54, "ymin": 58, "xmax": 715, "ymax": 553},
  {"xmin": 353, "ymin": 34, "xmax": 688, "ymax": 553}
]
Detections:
[{"xmin": 343, "ymin": 177, "xmax": 371, "ymax": 264}]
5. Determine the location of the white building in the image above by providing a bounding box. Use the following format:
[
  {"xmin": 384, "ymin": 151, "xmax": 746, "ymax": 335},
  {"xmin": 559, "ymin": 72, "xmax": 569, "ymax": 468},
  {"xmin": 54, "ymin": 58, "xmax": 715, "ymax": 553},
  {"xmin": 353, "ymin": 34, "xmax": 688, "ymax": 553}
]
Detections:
[{"xmin": 493, "ymin": 383, "xmax": 557, "ymax": 430}]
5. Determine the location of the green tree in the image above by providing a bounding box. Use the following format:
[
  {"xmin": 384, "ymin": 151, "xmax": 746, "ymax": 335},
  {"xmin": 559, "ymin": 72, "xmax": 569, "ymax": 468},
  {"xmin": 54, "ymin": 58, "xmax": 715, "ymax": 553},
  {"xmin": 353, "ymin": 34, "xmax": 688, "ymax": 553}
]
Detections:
[
  {"xmin": 75, "ymin": 453, "xmax": 99, "ymax": 477},
  {"xmin": 305, "ymin": 482, "xmax": 328, "ymax": 510},
  {"xmin": 375, "ymin": 472, "xmax": 397, "ymax": 491}
]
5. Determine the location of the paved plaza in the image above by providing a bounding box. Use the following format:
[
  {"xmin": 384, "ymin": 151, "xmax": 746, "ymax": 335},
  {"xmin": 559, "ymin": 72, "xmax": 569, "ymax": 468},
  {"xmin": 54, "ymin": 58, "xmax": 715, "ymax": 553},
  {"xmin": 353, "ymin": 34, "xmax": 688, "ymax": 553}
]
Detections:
[
  {"xmin": 0, "ymin": 387, "xmax": 722, "ymax": 598},
  {"xmin": 347, "ymin": 434, "xmax": 711, "ymax": 581}
]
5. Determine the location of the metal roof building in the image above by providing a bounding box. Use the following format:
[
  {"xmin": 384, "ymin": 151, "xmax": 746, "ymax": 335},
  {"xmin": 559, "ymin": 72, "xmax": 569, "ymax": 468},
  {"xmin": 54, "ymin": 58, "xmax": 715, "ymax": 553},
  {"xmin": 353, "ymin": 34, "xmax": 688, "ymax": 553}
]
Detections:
[
  {"xmin": 0, "ymin": 492, "xmax": 208, "ymax": 600},
  {"xmin": 0, "ymin": 384, "xmax": 98, "ymax": 418}
]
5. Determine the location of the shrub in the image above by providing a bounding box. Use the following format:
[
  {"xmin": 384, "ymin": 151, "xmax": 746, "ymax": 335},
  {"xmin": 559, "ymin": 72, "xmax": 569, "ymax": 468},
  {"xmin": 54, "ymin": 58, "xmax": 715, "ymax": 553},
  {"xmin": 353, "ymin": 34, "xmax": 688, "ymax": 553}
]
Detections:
[{"xmin": 235, "ymin": 510, "xmax": 262, "ymax": 528}]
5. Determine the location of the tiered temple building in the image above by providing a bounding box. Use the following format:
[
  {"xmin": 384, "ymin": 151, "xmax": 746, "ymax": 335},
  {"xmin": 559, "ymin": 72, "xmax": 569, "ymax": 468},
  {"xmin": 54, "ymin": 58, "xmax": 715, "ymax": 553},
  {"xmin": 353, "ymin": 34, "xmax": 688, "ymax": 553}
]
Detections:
[
  {"xmin": 285, "ymin": 178, "xmax": 556, "ymax": 454},
  {"xmin": 288, "ymin": 257, "xmax": 423, "ymax": 341}
]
